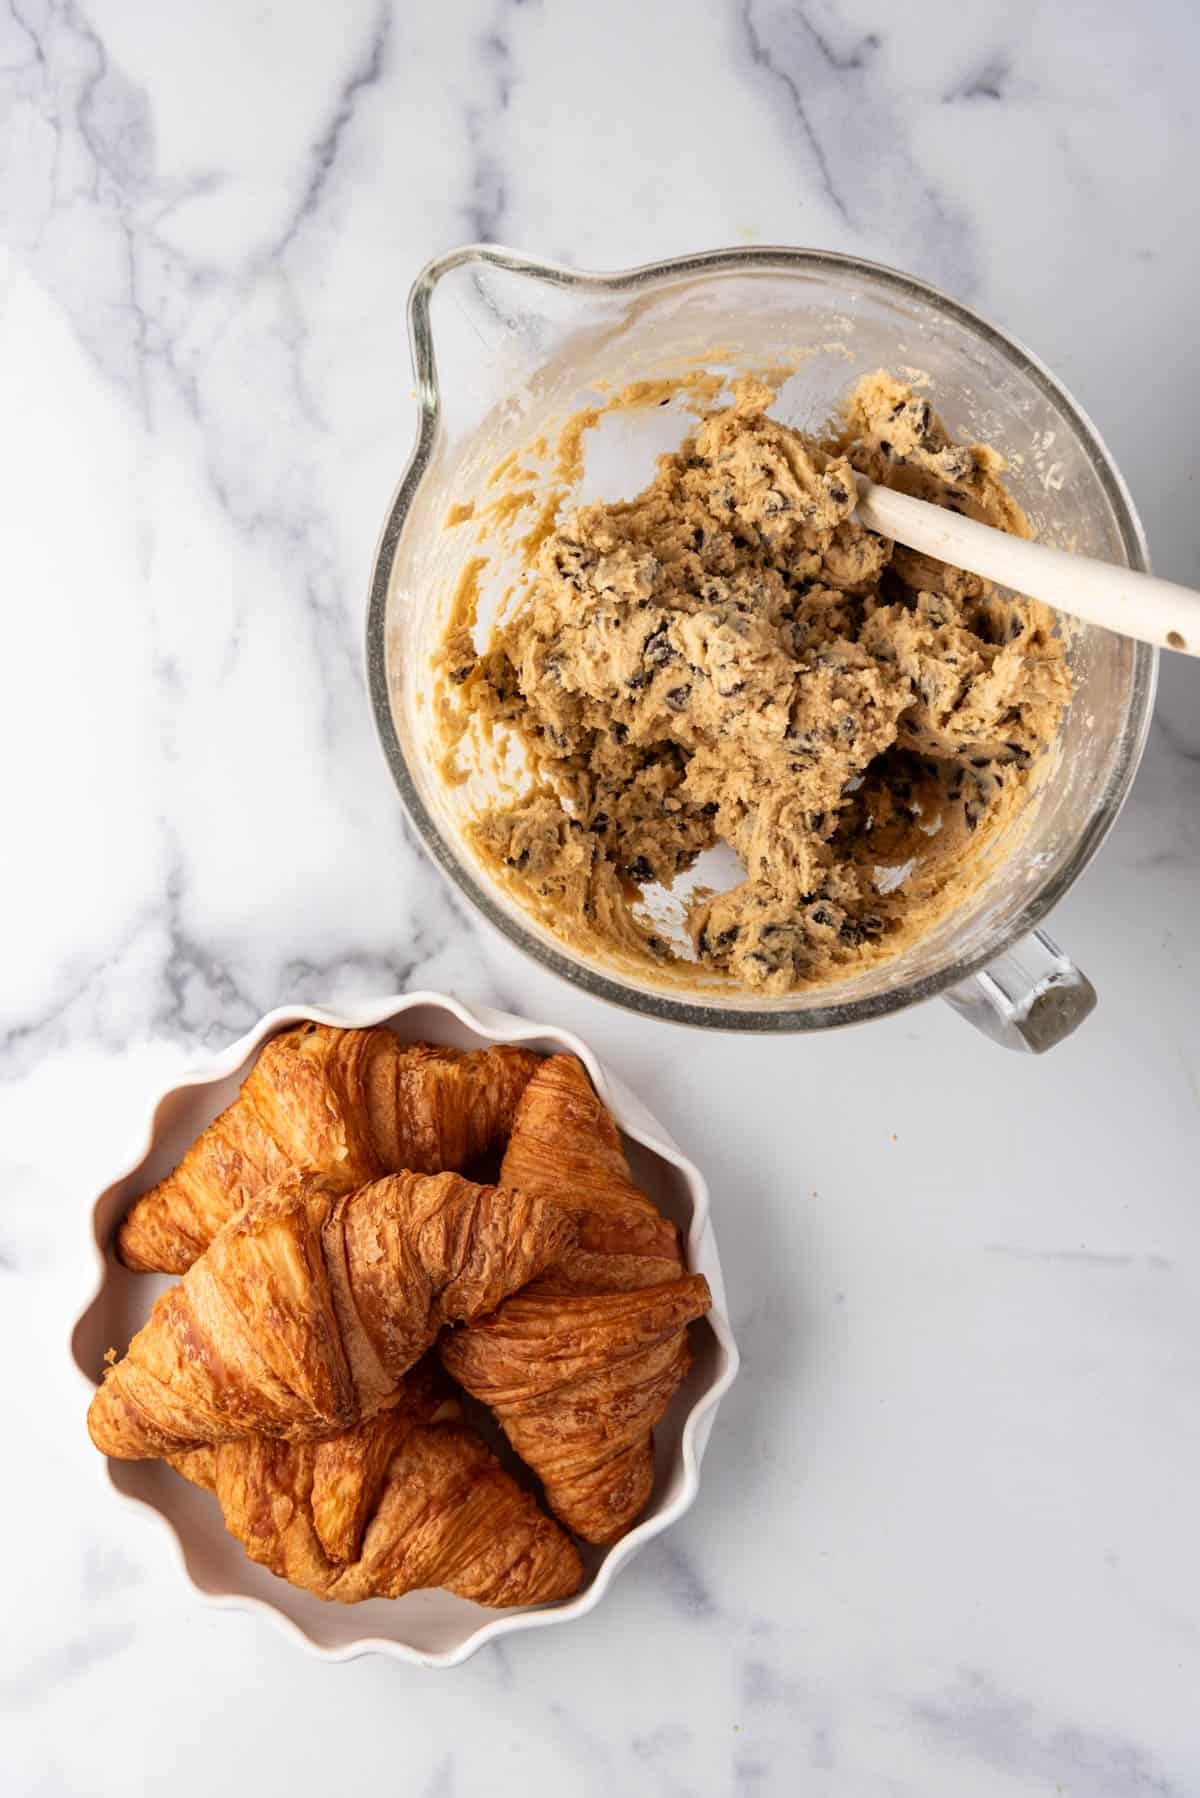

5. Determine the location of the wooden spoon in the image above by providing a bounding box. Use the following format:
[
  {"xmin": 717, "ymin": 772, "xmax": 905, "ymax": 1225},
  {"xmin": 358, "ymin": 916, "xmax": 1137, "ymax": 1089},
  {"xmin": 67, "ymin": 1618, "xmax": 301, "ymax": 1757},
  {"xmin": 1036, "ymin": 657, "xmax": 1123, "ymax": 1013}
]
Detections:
[{"xmin": 854, "ymin": 475, "xmax": 1197, "ymax": 657}]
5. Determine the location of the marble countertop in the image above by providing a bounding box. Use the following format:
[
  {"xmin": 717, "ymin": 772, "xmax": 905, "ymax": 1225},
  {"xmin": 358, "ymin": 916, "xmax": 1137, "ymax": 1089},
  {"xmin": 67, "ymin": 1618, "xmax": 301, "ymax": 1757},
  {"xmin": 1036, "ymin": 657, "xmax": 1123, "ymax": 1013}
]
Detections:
[{"xmin": 3, "ymin": 1, "xmax": 1199, "ymax": 1792}]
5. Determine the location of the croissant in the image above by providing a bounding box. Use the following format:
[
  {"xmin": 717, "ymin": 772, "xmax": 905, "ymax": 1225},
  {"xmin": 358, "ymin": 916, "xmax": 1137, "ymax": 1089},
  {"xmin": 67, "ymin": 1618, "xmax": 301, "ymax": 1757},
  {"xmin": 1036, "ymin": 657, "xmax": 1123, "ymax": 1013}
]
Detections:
[
  {"xmin": 89, "ymin": 1167, "xmax": 574, "ymax": 1460},
  {"xmin": 172, "ymin": 1364, "xmax": 582, "ymax": 1607},
  {"xmin": 441, "ymin": 1276, "xmax": 711, "ymax": 1544},
  {"xmin": 117, "ymin": 1025, "xmax": 540, "ymax": 1273},
  {"xmin": 500, "ymin": 1054, "xmax": 684, "ymax": 1294},
  {"xmin": 441, "ymin": 1055, "xmax": 709, "ymax": 1542}
]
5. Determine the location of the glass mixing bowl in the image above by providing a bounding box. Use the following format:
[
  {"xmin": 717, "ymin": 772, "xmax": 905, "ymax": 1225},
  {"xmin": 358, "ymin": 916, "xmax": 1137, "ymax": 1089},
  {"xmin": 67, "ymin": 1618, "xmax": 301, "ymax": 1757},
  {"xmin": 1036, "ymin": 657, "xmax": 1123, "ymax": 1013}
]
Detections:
[{"xmin": 367, "ymin": 247, "xmax": 1156, "ymax": 1050}]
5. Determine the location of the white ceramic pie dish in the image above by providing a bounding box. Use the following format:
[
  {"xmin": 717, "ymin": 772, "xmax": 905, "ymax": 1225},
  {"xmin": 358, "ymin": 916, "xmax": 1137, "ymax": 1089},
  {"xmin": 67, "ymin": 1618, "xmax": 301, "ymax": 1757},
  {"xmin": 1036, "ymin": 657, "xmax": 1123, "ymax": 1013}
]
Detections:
[{"xmin": 70, "ymin": 991, "xmax": 738, "ymax": 1668}]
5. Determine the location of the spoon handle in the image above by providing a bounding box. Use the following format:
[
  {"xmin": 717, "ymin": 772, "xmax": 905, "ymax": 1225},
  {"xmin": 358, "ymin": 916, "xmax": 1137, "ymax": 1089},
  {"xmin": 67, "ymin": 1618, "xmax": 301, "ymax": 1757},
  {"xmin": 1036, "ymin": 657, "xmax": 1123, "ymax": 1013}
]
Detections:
[{"xmin": 854, "ymin": 475, "xmax": 1197, "ymax": 657}]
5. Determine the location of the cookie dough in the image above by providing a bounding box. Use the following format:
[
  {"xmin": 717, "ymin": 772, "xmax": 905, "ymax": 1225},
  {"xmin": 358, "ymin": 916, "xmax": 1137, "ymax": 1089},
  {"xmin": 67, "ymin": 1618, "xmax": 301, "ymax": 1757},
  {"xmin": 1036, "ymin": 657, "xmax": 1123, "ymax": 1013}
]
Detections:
[{"xmin": 438, "ymin": 372, "xmax": 1072, "ymax": 995}]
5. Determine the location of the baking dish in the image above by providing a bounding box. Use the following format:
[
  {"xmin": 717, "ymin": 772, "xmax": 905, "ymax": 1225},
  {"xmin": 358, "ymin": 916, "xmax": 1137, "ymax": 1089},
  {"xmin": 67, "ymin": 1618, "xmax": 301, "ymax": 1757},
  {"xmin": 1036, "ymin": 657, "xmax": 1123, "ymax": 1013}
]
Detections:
[{"xmin": 70, "ymin": 990, "xmax": 738, "ymax": 1667}]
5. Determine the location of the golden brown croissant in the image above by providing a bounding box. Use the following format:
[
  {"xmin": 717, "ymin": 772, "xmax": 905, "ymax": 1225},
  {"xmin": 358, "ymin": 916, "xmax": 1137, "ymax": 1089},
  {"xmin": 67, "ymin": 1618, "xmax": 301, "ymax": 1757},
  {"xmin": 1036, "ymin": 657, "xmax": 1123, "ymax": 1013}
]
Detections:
[
  {"xmin": 117, "ymin": 1026, "xmax": 540, "ymax": 1274},
  {"xmin": 499, "ymin": 1054, "xmax": 683, "ymax": 1293},
  {"xmin": 172, "ymin": 1364, "xmax": 582, "ymax": 1607},
  {"xmin": 89, "ymin": 1168, "xmax": 574, "ymax": 1460},
  {"xmin": 441, "ymin": 1276, "xmax": 711, "ymax": 1544},
  {"xmin": 442, "ymin": 1055, "xmax": 709, "ymax": 1543}
]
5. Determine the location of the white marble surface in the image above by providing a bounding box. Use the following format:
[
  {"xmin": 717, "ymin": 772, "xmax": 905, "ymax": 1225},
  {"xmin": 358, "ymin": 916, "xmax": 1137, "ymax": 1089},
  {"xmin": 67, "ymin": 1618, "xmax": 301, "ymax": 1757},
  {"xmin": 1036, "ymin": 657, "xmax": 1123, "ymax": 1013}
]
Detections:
[{"xmin": 2, "ymin": 1, "xmax": 1199, "ymax": 1791}]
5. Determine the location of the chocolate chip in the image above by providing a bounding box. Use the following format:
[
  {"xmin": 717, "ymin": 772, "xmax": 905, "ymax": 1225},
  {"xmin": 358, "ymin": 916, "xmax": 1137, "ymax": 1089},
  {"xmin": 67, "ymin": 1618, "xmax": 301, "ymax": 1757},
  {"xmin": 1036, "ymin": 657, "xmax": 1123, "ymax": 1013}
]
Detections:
[
  {"xmin": 628, "ymin": 856, "xmax": 654, "ymax": 883},
  {"xmin": 643, "ymin": 627, "xmax": 677, "ymax": 668},
  {"xmin": 701, "ymin": 801, "xmax": 719, "ymax": 816},
  {"xmin": 666, "ymin": 684, "xmax": 692, "ymax": 712},
  {"xmin": 829, "ymin": 484, "xmax": 849, "ymax": 506},
  {"xmin": 612, "ymin": 722, "xmax": 628, "ymax": 743}
]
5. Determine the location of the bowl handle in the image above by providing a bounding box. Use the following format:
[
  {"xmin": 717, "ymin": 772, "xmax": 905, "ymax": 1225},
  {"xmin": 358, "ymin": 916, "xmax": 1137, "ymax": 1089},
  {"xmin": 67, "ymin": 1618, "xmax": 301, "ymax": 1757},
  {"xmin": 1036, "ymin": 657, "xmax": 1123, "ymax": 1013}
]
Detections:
[{"xmin": 942, "ymin": 928, "xmax": 1097, "ymax": 1053}]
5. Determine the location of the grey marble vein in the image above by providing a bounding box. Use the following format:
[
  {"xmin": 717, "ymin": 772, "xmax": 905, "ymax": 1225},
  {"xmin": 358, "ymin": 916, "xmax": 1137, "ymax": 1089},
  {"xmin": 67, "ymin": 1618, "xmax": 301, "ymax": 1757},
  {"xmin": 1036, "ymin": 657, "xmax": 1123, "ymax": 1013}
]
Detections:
[
  {"xmin": 421, "ymin": 1757, "xmax": 454, "ymax": 1798},
  {"xmin": 462, "ymin": 10, "xmax": 517, "ymax": 241},
  {"xmin": 913, "ymin": 1670, "xmax": 1178, "ymax": 1797},
  {"xmin": 739, "ymin": 0, "xmax": 858, "ymax": 223},
  {"xmin": 632, "ymin": 1721, "xmax": 693, "ymax": 1762},
  {"xmin": 986, "ymin": 1245, "xmax": 1171, "ymax": 1269},
  {"xmin": 546, "ymin": 1699, "xmax": 617, "ymax": 1775},
  {"xmin": 152, "ymin": 861, "xmax": 259, "ymax": 1043},
  {"xmin": 942, "ymin": 55, "xmax": 1011, "ymax": 104},
  {"xmin": 80, "ymin": 1537, "xmax": 143, "ymax": 1601},
  {"xmin": 0, "ymin": 1623, "xmax": 135, "ymax": 1707},
  {"xmin": 270, "ymin": 0, "xmax": 392, "ymax": 262},
  {"xmin": 738, "ymin": 0, "xmax": 978, "ymax": 293},
  {"xmin": 646, "ymin": 1537, "xmax": 719, "ymax": 1620},
  {"xmin": 0, "ymin": 904, "xmax": 153, "ymax": 1079},
  {"xmin": 1154, "ymin": 709, "xmax": 1200, "ymax": 766}
]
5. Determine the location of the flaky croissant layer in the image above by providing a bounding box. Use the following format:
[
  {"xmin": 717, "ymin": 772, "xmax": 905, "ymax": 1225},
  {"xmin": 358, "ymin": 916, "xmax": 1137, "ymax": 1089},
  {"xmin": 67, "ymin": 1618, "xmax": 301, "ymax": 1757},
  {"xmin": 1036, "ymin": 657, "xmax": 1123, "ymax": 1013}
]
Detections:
[
  {"xmin": 173, "ymin": 1365, "xmax": 583, "ymax": 1608},
  {"xmin": 501, "ymin": 1053, "xmax": 683, "ymax": 1292},
  {"xmin": 117, "ymin": 1027, "xmax": 540, "ymax": 1274},
  {"xmin": 90, "ymin": 1168, "xmax": 575, "ymax": 1460},
  {"xmin": 443, "ymin": 1054, "xmax": 712, "ymax": 1544},
  {"xmin": 443, "ymin": 1274, "xmax": 711, "ymax": 1545}
]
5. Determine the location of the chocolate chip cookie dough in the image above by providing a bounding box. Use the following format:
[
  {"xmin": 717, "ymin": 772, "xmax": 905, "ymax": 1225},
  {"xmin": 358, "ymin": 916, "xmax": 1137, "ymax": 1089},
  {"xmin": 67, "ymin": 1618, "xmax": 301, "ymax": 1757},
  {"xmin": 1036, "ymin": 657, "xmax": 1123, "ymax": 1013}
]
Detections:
[{"xmin": 436, "ymin": 372, "xmax": 1072, "ymax": 995}]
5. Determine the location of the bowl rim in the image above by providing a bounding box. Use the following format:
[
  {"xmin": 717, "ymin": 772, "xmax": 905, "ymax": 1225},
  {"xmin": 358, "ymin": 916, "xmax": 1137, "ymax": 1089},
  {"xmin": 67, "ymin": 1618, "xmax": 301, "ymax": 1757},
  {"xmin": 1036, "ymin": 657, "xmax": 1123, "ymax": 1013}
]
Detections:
[
  {"xmin": 69, "ymin": 990, "xmax": 739, "ymax": 1668},
  {"xmin": 365, "ymin": 243, "xmax": 1158, "ymax": 1032}
]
